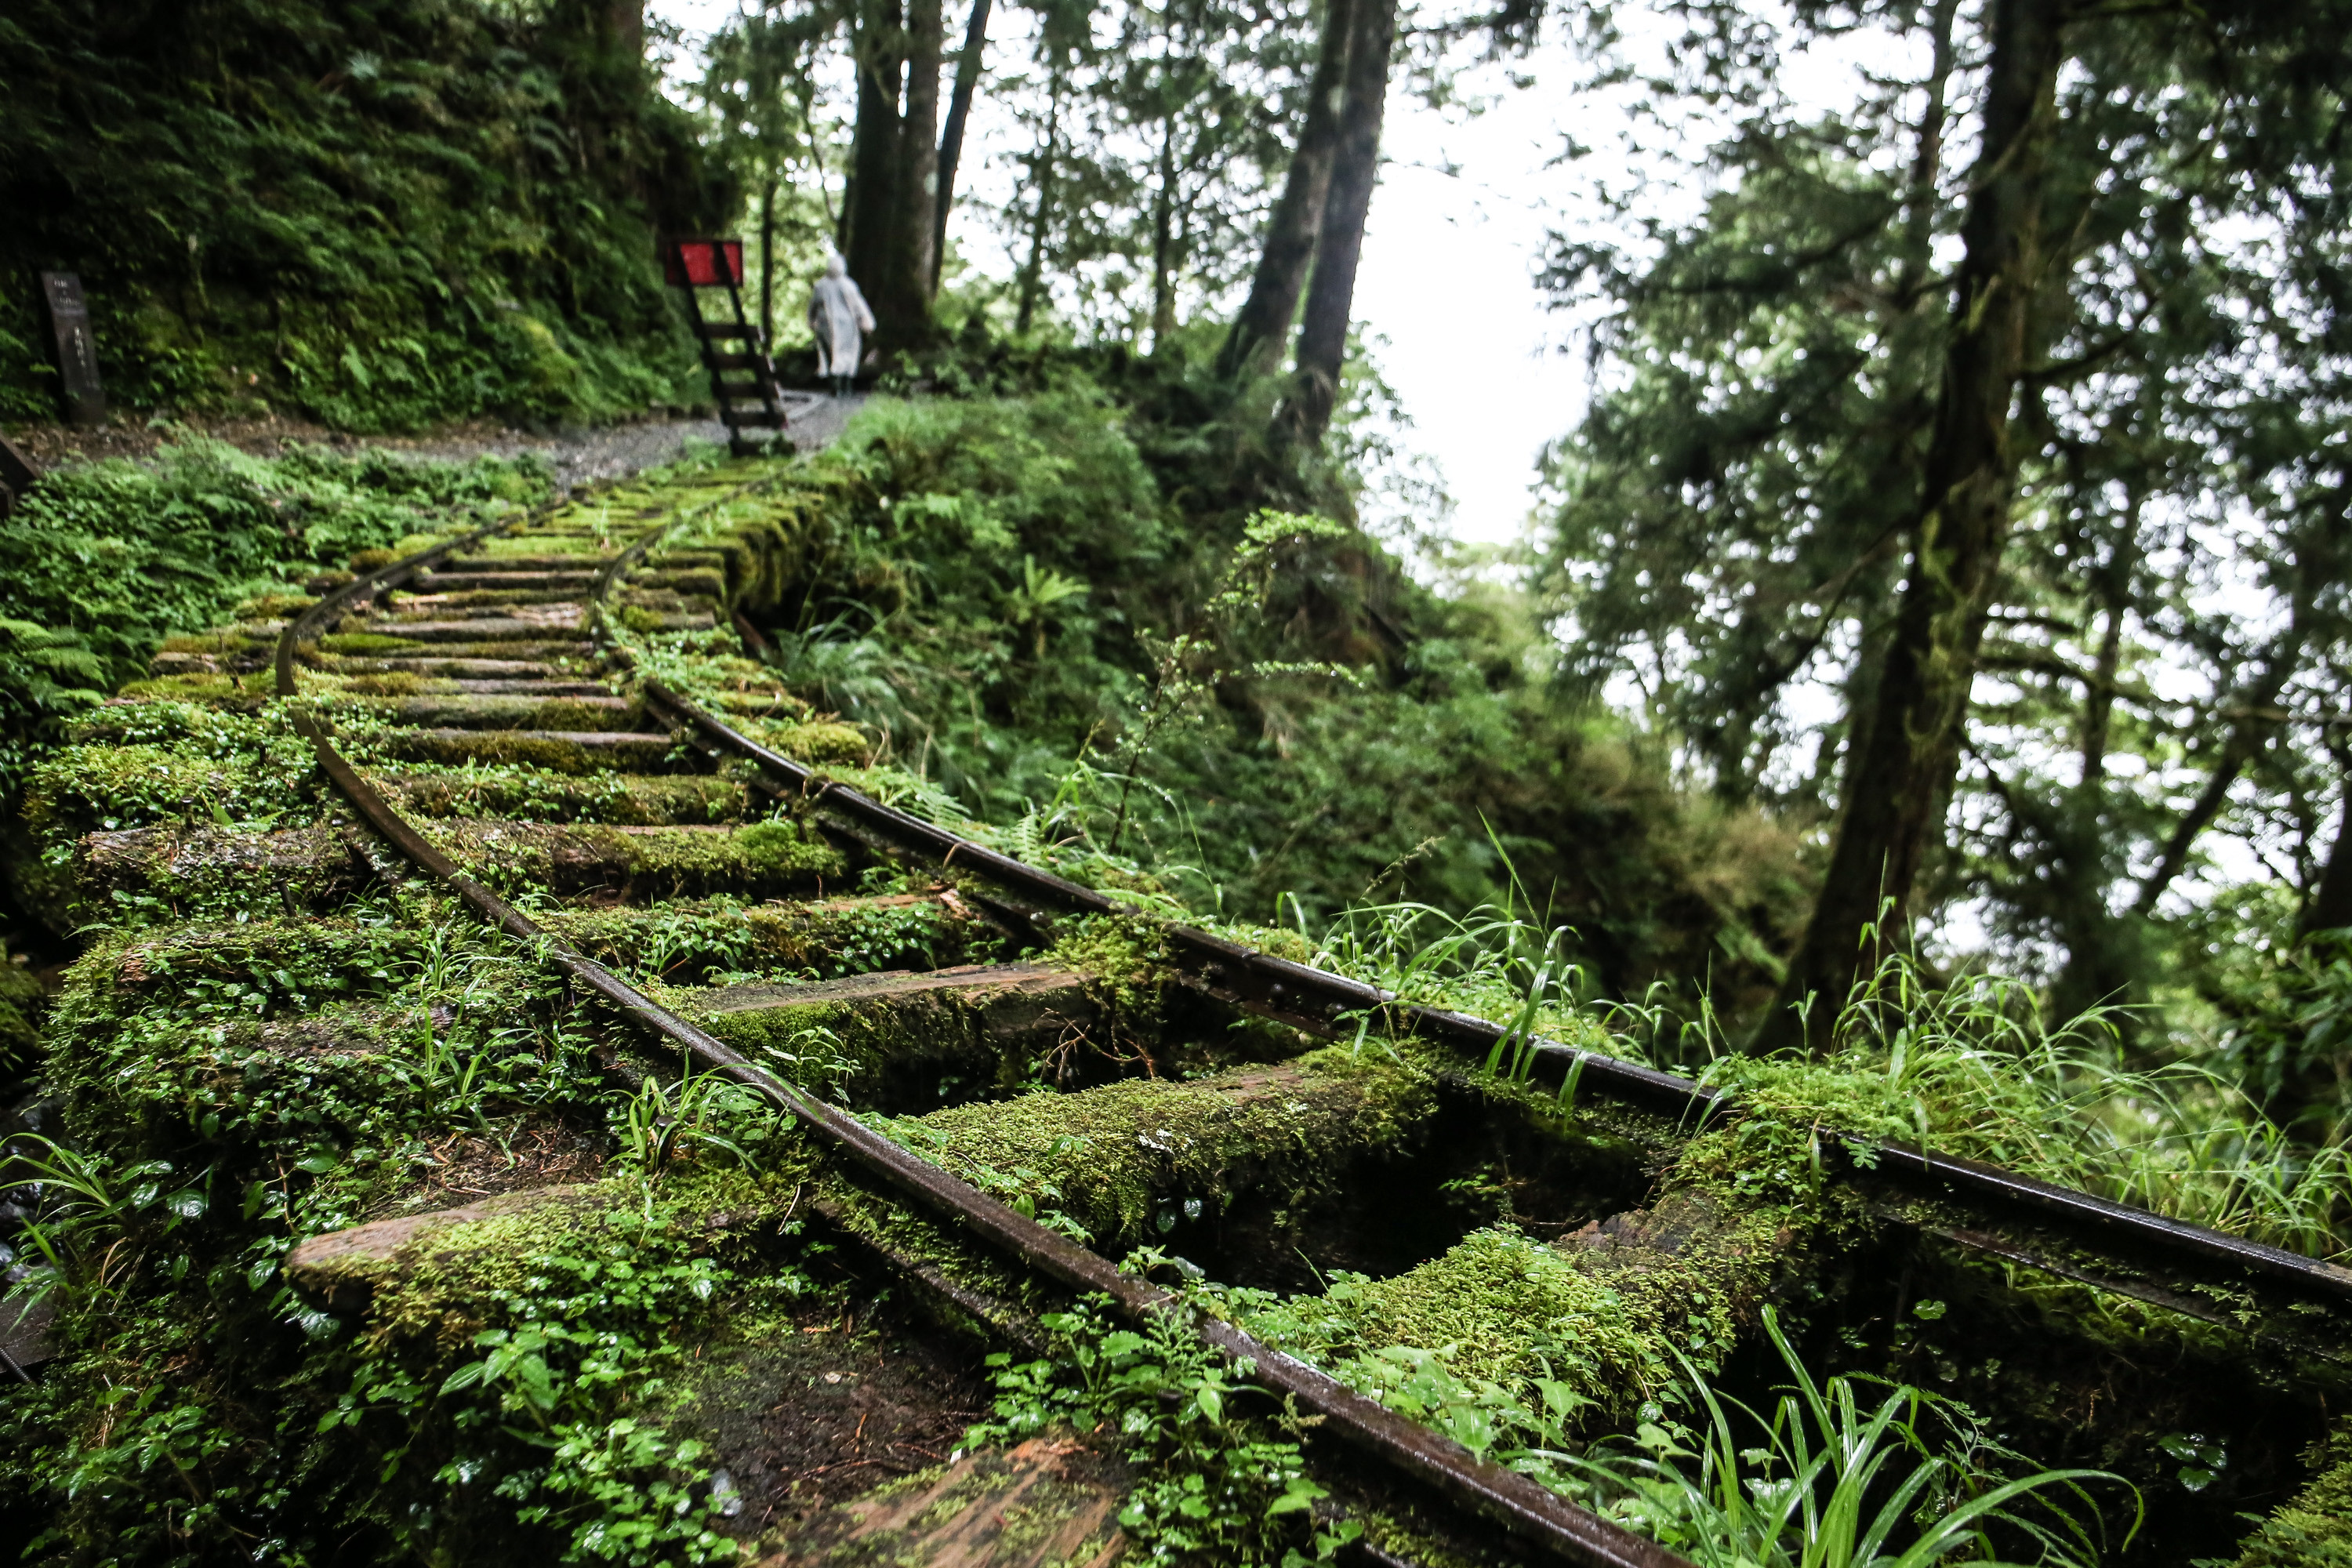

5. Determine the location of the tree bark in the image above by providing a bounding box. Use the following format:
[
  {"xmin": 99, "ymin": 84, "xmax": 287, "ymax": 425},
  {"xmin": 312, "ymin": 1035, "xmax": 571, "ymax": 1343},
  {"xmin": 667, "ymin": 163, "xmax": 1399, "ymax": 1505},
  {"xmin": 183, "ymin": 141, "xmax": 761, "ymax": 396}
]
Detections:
[
  {"xmin": 2304, "ymin": 773, "xmax": 2352, "ymax": 940},
  {"xmin": 1286, "ymin": 0, "xmax": 1397, "ymax": 441},
  {"xmin": 1014, "ymin": 73, "xmax": 1061, "ymax": 334},
  {"xmin": 1755, "ymin": 0, "xmax": 2063, "ymax": 1054},
  {"xmin": 2049, "ymin": 508, "xmax": 2140, "ymax": 1021},
  {"xmin": 1150, "ymin": 115, "xmax": 1180, "ymax": 350},
  {"xmin": 880, "ymin": 0, "xmax": 943, "ymax": 350},
  {"xmin": 758, "ymin": 177, "xmax": 778, "ymax": 350},
  {"xmin": 931, "ymin": 0, "xmax": 993, "ymax": 296},
  {"xmin": 843, "ymin": 0, "xmax": 906, "ymax": 313},
  {"xmin": 605, "ymin": 0, "xmax": 643, "ymax": 60},
  {"xmin": 1894, "ymin": 0, "xmax": 1962, "ymax": 303},
  {"xmin": 1214, "ymin": 0, "xmax": 1358, "ymax": 383}
]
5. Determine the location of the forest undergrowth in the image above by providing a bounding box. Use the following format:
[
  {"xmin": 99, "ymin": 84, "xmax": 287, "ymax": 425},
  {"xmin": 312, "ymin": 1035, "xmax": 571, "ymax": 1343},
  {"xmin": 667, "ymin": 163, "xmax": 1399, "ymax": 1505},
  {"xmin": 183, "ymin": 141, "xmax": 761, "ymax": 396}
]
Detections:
[{"xmin": 0, "ymin": 405, "xmax": 2346, "ymax": 1568}]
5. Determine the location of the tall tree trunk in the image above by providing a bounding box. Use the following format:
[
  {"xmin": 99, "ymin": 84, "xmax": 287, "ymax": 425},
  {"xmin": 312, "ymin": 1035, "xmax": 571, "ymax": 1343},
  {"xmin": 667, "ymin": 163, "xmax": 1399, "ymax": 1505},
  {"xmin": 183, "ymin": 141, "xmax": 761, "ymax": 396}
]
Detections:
[
  {"xmin": 1150, "ymin": 115, "xmax": 1179, "ymax": 350},
  {"xmin": 1755, "ymin": 0, "xmax": 2063, "ymax": 1054},
  {"xmin": 844, "ymin": 0, "xmax": 905, "ymax": 307},
  {"xmin": 931, "ymin": 0, "xmax": 993, "ymax": 296},
  {"xmin": 879, "ymin": 0, "xmax": 942, "ymax": 350},
  {"xmin": 1286, "ymin": 0, "xmax": 1397, "ymax": 442},
  {"xmin": 606, "ymin": 0, "xmax": 643, "ymax": 60},
  {"xmin": 1215, "ymin": 0, "xmax": 1358, "ymax": 383},
  {"xmin": 1014, "ymin": 74, "xmax": 1061, "ymax": 334},
  {"xmin": 758, "ymin": 176, "xmax": 778, "ymax": 350},
  {"xmin": 2049, "ymin": 509, "xmax": 2140, "ymax": 1021},
  {"xmin": 2304, "ymin": 768, "xmax": 2352, "ymax": 940},
  {"xmin": 1894, "ymin": 0, "xmax": 1962, "ymax": 302}
]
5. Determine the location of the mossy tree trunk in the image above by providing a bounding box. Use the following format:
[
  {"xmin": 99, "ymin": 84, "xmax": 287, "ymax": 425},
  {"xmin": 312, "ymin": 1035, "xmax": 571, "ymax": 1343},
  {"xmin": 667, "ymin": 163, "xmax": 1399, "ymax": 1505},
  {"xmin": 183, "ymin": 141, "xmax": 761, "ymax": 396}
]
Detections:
[{"xmin": 1758, "ymin": 0, "xmax": 2065, "ymax": 1052}]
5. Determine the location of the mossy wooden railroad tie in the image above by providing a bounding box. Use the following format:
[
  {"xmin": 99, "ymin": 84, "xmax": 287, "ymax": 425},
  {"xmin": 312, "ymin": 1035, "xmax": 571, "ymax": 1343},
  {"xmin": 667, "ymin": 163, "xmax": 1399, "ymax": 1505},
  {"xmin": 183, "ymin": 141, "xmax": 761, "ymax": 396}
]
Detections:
[{"xmin": 20, "ymin": 459, "xmax": 2352, "ymax": 1567}]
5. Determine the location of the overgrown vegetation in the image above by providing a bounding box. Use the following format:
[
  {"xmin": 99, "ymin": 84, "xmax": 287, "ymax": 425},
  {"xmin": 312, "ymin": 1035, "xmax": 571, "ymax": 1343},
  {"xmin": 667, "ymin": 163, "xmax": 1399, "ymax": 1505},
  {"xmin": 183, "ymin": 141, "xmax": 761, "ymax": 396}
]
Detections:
[
  {"xmin": 662, "ymin": 389, "xmax": 1813, "ymax": 1004},
  {"xmin": 0, "ymin": 440, "xmax": 550, "ymax": 796},
  {"xmin": 1, "ymin": 0, "xmax": 724, "ymax": 428}
]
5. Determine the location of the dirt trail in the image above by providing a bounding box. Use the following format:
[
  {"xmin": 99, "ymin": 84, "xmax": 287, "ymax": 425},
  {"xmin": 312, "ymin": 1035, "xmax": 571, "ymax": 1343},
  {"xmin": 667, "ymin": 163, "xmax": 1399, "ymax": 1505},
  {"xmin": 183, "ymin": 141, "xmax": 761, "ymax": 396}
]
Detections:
[{"xmin": 4, "ymin": 397, "xmax": 862, "ymax": 487}]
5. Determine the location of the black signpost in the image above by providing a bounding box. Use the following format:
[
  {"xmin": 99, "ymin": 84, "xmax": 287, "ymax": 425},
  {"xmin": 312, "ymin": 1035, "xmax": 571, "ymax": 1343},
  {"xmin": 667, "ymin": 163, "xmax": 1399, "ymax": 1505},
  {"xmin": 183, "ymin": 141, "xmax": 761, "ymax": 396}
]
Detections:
[{"xmin": 38, "ymin": 271, "xmax": 105, "ymax": 426}]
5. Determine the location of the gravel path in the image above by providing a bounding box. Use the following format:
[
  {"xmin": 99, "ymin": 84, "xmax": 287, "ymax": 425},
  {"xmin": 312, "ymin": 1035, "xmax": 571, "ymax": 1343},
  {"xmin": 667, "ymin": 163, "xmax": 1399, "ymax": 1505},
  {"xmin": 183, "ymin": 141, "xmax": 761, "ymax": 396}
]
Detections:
[
  {"xmin": 5, "ymin": 397, "xmax": 864, "ymax": 488},
  {"xmin": 396, "ymin": 396, "xmax": 862, "ymax": 488}
]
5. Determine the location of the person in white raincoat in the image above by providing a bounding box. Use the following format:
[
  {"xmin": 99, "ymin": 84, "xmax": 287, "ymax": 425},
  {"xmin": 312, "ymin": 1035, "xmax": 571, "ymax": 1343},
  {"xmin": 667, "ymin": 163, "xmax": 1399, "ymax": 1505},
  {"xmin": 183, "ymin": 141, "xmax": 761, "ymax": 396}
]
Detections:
[{"xmin": 808, "ymin": 255, "xmax": 875, "ymax": 397}]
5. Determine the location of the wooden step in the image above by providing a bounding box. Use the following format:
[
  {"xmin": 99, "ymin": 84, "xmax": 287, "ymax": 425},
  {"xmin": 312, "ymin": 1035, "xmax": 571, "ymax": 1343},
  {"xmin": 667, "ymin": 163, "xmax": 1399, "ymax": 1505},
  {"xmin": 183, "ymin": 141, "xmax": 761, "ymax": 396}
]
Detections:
[
  {"xmin": 757, "ymin": 1438, "xmax": 1125, "ymax": 1568},
  {"xmin": 415, "ymin": 570, "xmax": 601, "ymax": 593},
  {"xmin": 309, "ymin": 655, "xmax": 578, "ymax": 679},
  {"xmin": 374, "ymin": 694, "xmax": 639, "ymax": 731},
  {"xmin": 443, "ymin": 554, "xmax": 619, "ymax": 572},
  {"xmin": 354, "ymin": 615, "xmax": 583, "ymax": 644},
  {"xmin": 436, "ymin": 679, "xmax": 612, "ymax": 696},
  {"xmin": 370, "ymin": 728, "xmax": 683, "ymax": 772},
  {"xmin": 692, "ymin": 965, "xmax": 1093, "ymax": 1090}
]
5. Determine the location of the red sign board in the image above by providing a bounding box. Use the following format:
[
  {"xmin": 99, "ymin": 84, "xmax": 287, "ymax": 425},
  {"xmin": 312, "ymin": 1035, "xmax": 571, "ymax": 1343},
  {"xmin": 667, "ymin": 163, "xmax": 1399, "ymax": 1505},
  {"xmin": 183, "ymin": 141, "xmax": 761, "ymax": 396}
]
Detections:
[{"xmin": 663, "ymin": 238, "xmax": 744, "ymax": 288}]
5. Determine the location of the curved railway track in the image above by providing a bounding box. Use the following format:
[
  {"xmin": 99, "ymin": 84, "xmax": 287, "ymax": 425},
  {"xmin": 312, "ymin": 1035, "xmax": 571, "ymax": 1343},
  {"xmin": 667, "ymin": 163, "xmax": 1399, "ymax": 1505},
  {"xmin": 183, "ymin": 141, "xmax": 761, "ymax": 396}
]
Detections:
[{"xmin": 16, "ymin": 455, "xmax": 2352, "ymax": 1566}]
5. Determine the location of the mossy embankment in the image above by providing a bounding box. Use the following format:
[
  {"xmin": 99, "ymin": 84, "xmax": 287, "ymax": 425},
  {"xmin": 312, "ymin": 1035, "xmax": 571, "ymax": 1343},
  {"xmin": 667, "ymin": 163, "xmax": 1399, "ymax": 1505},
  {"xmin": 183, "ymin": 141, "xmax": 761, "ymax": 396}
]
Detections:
[{"xmin": 2, "ymin": 0, "xmax": 726, "ymax": 432}]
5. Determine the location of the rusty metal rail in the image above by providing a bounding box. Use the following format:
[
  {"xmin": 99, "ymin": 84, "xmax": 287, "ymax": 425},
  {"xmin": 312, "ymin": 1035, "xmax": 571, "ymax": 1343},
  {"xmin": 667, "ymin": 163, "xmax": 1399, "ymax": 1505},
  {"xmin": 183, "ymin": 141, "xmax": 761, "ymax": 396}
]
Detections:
[{"xmin": 274, "ymin": 515, "xmax": 1696, "ymax": 1568}]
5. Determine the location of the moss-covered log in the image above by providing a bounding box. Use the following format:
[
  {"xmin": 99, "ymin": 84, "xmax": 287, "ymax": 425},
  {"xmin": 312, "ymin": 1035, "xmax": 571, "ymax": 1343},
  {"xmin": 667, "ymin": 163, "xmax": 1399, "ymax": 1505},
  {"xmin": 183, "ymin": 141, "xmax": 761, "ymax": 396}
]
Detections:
[
  {"xmin": 368, "ymin": 727, "xmax": 681, "ymax": 773},
  {"xmin": 378, "ymin": 768, "xmax": 756, "ymax": 826},
  {"xmin": 880, "ymin": 1050, "xmax": 1437, "ymax": 1255},
  {"xmin": 67, "ymin": 816, "xmax": 848, "ymax": 917},
  {"xmin": 1247, "ymin": 1188, "xmax": 1817, "ymax": 1429},
  {"xmin": 371, "ymin": 694, "xmax": 641, "ymax": 731},
  {"xmin": 546, "ymin": 892, "xmax": 1000, "ymax": 979},
  {"xmin": 316, "ymin": 633, "xmax": 594, "ymax": 661},
  {"xmin": 685, "ymin": 963, "xmax": 1097, "ymax": 1109}
]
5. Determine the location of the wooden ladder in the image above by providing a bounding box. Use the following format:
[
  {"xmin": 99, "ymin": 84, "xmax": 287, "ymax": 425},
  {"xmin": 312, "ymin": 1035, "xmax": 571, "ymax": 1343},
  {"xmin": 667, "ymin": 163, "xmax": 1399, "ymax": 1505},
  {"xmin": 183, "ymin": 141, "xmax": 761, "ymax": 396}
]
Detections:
[{"xmin": 663, "ymin": 238, "xmax": 815, "ymax": 456}]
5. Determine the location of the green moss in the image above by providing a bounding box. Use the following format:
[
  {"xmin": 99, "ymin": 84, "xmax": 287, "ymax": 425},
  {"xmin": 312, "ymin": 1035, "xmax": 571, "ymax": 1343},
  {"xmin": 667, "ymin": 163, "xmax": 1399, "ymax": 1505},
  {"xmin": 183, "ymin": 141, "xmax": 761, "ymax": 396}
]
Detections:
[
  {"xmin": 366, "ymin": 729, "xmax": 672, "ymax": 775},
  {"xmin": 378, "ymin": 765, "xmax": 753, "ymax": 826},
  {"xmin": 740, "ymin": 717, "xmax": 871, "ymax": 765},
  {"xmin": 353, "ymin": 1163, "xmax": 807, "ymax": 1341},
  {"xmin": 2235, "ymin": 1425, "xmax": 2352, "ymax": 1566},
  {"xmin": 878, "ymin": 1049, "xmax": 1436, "ymax": 1249},
  {"xmin": 1233, "ymin": 1186, "xmax": 1808, "ymax": 1433},
  {"xmin": 421, "ymin": 817, "xmax": 848, "ymax": 898},
  {"xmin": 546, "ymin": 893, "xmax": 990, "ymax": 983},
  {"xmin": 22, "ymin": 739, "xmax": 324, "ymax": 845},
  {"xmin": 232, "ymin": 592, "xmax": 322, "ymax": 620},
  {"xmin": 317, "ymin": 632, "xmax": 427, "ymax": 655}
]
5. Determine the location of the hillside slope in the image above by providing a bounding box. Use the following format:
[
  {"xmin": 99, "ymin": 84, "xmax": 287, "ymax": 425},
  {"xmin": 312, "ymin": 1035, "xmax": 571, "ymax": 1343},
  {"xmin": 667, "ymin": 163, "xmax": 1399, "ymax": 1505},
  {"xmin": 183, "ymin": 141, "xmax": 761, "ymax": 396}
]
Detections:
[{"xmin": 0, "ymin": 0, "xmax": 729, "ymax": 431}]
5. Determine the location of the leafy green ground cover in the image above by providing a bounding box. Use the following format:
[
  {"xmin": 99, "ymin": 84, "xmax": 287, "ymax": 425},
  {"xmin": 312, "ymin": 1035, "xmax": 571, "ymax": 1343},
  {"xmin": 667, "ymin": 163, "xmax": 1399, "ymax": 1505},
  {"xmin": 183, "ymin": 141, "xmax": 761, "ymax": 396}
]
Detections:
[
  {"xmin": 1, "ymin": 0, "xmax": 724, "ymax": 430},
  {"xmin": 0, "ymin": 440, "xmax": 551, "ymax": 799},
  {"xmin": 655, "ymin": 387, "xmax": 1813, "ymax": 1016}
]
